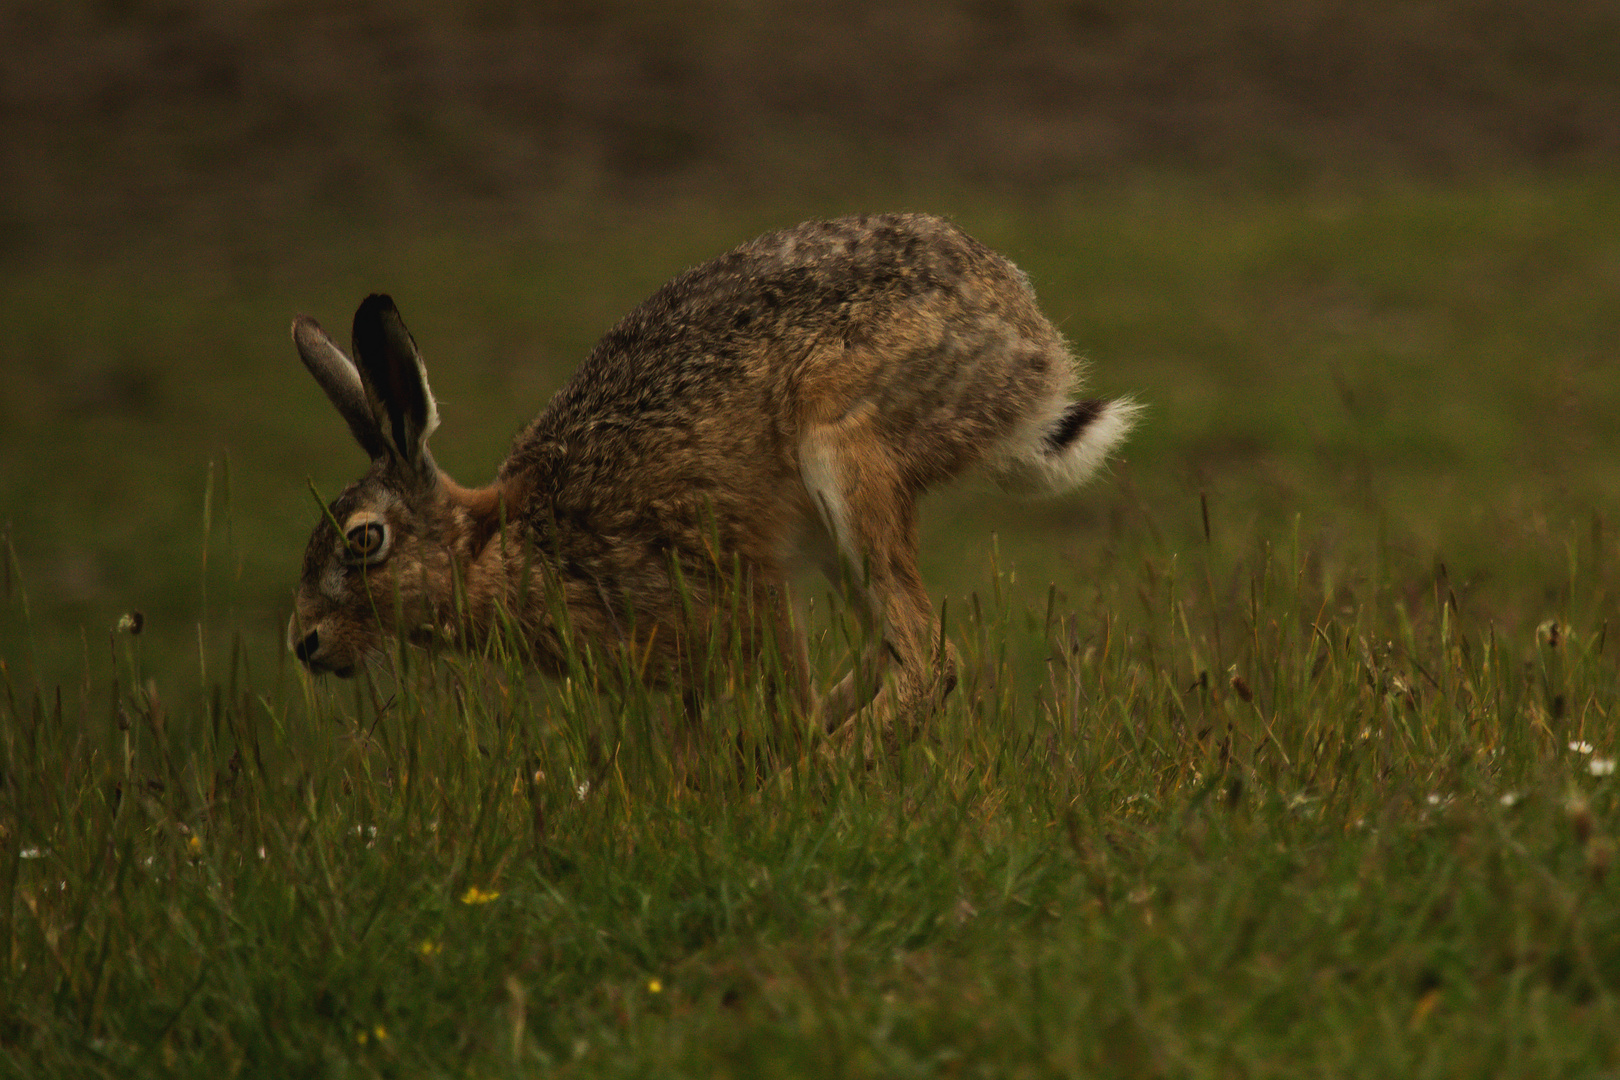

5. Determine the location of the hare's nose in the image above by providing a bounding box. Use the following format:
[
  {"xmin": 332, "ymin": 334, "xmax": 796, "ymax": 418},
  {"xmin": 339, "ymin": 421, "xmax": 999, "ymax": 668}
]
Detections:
[{"xmin": 293, "ymin": 629, "xmax": 320, "ymax": 664}]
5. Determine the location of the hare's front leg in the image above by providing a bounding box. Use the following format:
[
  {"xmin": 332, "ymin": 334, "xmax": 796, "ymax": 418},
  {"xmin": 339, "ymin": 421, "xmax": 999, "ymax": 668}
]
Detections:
[{"xmin": 799, "ymin": 411, "xmax": 957, "ymax": 746}]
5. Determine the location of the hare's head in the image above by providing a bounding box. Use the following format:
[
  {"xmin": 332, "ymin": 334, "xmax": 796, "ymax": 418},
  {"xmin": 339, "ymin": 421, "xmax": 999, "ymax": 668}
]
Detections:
[{"xmin": 288, "ymin": 295, "xmax": 471, "ymax": 676}]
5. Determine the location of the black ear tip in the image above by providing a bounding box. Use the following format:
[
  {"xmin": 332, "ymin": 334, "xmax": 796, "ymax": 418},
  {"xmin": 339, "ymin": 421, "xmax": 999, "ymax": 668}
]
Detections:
[
  {"xmin": 352, "ymin": 294, "xmax": 407, "ymax": 358},
  {"xmin": 355, "ymin": 293, "xmax": 398, "ymax": 322}
]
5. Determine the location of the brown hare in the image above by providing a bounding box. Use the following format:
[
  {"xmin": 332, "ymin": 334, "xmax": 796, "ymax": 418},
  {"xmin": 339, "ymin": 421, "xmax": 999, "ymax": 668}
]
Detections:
[{"xmin": 288, "ymin": 213, "xmax": 1136, "ymax": 737}]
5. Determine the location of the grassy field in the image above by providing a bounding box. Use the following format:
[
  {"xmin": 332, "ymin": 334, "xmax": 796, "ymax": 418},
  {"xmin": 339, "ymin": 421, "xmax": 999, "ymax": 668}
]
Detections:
[{"xmin": 4, "ymin": 174, "xmax": 1620, "ymax": 1075}]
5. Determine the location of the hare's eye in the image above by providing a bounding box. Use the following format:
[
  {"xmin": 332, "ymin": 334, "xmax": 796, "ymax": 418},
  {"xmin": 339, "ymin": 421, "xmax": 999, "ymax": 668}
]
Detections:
[{"xmin": 344, "ymin": 521, "xmax": 389, "ymax": 564}]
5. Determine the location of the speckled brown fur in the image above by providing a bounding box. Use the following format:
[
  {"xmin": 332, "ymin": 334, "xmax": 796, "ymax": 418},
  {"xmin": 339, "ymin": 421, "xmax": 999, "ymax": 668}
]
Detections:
[{"xmin": 288, "ymin": 214, "xmax": 1138, "ymax": 737}]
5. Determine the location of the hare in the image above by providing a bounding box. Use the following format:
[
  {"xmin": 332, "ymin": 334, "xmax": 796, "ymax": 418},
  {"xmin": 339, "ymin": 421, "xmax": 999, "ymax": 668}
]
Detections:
[{"xmin": 288, "ymin": 213, "xmax": 1136, "ymax": 737}]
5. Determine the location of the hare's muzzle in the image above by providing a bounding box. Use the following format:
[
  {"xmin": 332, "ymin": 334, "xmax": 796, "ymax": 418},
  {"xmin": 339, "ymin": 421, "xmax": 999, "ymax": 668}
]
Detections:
[
  {"xmin": 291, "ymin": 627, "xmax": 319, "ymax": 663},
  {"xmin": 288, "ymin": 618, "xmax": 356, "ymax": 678}
]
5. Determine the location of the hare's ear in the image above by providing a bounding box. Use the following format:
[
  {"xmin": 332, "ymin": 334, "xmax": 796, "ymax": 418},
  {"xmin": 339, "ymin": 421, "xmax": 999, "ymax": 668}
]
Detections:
[
  {"xmin": 292, "ymin": 315, "xmax": 390, "ymax": 460},
  {"xmin": 350, "ymin": 294, "xmax": 440, "ymax": 476}
]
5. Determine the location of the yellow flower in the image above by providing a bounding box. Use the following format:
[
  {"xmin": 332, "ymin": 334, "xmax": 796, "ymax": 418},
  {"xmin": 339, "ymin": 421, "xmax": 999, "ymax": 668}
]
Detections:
[
  {"xmin": 460, "ymin": 886, "xmax": 501, "ymax": 905},
  {"xmin": 418, "ymin": 939, "xmax": 443, "ymax": 957},
  {"xmin": 647, "ymin": 978, "xmax": 663, "ymax": 994},
  {"xmin": 187, "ymin": 835, "xmax": 202, "ymax": 853}
]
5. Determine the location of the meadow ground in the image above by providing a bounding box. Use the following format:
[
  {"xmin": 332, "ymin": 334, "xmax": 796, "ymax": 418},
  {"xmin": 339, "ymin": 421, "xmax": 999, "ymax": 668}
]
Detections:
[{"xmin": 3, "ymin": 174, "xmax": 1620, "ymax": 1076}]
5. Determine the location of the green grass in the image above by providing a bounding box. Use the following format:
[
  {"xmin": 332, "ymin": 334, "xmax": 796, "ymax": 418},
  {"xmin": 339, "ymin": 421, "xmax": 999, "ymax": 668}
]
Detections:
[
  {"xmin": 4, "ymin": 174, "xmax": 1620, "ymax": 1075},
  {"xmin": 5, "ymin": 514, "xmax": 1620, "ymax": 1076}
]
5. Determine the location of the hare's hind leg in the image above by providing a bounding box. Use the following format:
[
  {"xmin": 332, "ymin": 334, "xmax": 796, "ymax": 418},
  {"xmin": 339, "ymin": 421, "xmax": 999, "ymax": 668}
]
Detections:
[{"xmin": 800, "ymin": 407, "xmax": 957, "ymax": 743}]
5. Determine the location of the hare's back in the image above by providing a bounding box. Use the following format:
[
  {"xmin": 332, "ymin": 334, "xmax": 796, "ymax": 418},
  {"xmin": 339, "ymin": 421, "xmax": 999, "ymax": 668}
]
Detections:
[
  {"xmin": 526, "ymin": 213, "xmax": 1049, "ymax": 435},
  {"xmin": 498, "ymin": 214, "xmax": 1067, "ymax": 532}
]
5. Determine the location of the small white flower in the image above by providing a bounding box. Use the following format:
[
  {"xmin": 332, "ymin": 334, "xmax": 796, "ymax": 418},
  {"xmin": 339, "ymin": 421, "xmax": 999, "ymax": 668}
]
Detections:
[
  {"xmin": 1570, "ymin": 741, "xmax": 1594, "ymax": 754},
  {"xmin": 1499, "ymin": 792, "xmax": 1522, "ymax": 808},
  {"xmin": 19, "ymin": 847, "xmax": 44, "ymax": 860},
  {"xmin": 1426, "ymin": 794, "xmax": 1442, "ymax": 806},
  {"xmin": 1589, "ymin": 758, "xmax": 1615, "ymax": 777},
  {"xmin": 576, "ymin": 781, "xmax": 591, "ymax": 801}
]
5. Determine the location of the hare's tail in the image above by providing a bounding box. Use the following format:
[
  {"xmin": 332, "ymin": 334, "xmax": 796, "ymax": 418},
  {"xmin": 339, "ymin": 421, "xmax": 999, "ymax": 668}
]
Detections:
[{"xmin": 987, "ymin": 397, "xmax": 1141, "ymax": 495}]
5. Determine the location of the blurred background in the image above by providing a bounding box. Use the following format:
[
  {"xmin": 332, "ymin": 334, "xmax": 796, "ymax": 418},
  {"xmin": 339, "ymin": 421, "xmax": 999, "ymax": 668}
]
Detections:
[{"xmin": 3, "ymin": 0, "xmax": 1618, "ymax": 691}]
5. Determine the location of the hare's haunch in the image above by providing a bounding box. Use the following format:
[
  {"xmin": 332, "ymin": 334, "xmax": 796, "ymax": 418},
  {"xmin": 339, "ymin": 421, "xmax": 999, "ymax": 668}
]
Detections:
[{"xmin": 289, "ymin": 214, "xmax": 1138, "ymax": 733}]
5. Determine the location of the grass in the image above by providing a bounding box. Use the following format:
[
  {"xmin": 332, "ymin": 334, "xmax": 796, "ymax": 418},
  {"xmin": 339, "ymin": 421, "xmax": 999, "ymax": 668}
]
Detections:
[
  {"xmin": 5, "ymin": 509, "xmax": 1620, "ymax": 1077},
  {"xmin": 3, "ymin": 173, "xmax": 1620, "ymax": 1075}
]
